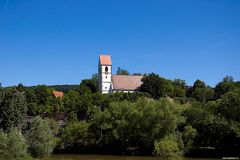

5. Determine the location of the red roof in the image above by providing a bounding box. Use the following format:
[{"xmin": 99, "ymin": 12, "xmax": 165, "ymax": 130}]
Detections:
[
  {"xmin": 52, "ymin": 91, "xmax": 64, "ymax": 98},
  {"xmin": 99, "ymin": 55, "xmax": 112, "ymax": 65},
  {"xmin": 112, "ymin": 75, "xmax": 143, "ymax": 91}
]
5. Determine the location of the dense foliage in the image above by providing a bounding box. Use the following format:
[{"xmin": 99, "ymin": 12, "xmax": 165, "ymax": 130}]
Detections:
[
  {"xmin": 0, "ymin": 129, "xmax": 29, "ymax": 160},
  {"xmin": 0, "ymin": 74, "xmax": 240, "ymax": 158}
]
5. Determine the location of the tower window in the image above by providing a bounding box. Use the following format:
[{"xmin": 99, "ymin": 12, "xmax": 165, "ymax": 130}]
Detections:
[
  {"xmin": 105, "ymin": 66, "xmax": 108, "ymax": 74},
  {"xmin": 105, "ymin": 87, "xmax": 107, "ymax": 89},
  {"xmin": 106, "ymin": 76, "xmax": 107, "ymax": 79}
]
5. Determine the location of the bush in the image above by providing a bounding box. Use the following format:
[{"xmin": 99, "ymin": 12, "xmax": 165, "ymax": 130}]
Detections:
[
  {"xmin": 0, "ymin": 128, "xmax": 29, "ymax": 160},
  {"xmin": 26, "ymin": 116, "xmax": 56, "ymax": 158},
  {"xmin": 154, "ymin": 137, "xmax": 180, "ymax": 158}
]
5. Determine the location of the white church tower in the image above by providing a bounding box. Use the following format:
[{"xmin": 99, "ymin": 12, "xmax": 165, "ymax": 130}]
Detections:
[{"xmin": 99, "ymin": 55, "xmax": 112, "ymax": 94}]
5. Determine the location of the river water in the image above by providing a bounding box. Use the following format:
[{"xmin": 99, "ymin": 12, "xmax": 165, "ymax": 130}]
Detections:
[{"xmin": 50, "ymin": 154, "xmax": 219, "ymax": 160}]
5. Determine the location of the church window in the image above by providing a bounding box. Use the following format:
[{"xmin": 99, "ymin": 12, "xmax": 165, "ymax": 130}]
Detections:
[
  {"xmin": 105, "ymin": 66, "xmax": 108, "ymax": 74},
  {"xmin": 106, "ymin": 76, "xmax": 107, "ymax": 79}
]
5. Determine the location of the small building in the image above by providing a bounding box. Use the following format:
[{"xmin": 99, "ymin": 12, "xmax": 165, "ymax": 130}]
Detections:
[
  {"xmin": 98, "ymin": 55, "xmax": 143, "ymax": 94},
  {"xmin": 52, "ymin": 91, "xmax": 64, "ymax": 98}
]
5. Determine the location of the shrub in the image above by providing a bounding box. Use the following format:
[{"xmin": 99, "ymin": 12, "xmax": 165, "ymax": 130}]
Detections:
[
  {"xmin": 26, "ymin": 116, "xmax": 56, "ymax": 158},
  {"xmin": 154, "ymin": 137, "xmax": 180, "ymax": 158},
  {"xmin": 0, "ymin": 128, "xmax": 29, "ymax": 160}
]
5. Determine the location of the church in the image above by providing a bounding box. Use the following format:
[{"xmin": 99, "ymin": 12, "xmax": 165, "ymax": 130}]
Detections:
[{"xmin": 98, "ymin": 55, "xmax": 143, "ymax": 94}]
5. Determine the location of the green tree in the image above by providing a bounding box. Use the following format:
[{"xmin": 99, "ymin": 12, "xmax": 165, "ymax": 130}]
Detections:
[
  {"xmin": 215, "ymin": 89, "xmax": 240, "ymax": 122},
  {"xmin": 172, "ymin": 79, "xmax": 186, "ymax": 97},
  {"xmin": 26, "ymin": 116, "xmax": 56, "ymax": 158},
  {"xmin": 189, "ymin": 80, "xmax": 214, "ymax": 103},
  {"xmin": 182, "ymin": 125, "xmax": 197, "ymax": 153},
  {"xmin": 78, "ymin": 79, "xmax": 98, "ymax": 94},
  {"xmin": 140, "ymin": 73, "xmax": 173, "ymax": 99},
  {"xmin": 91, "ymin": 73, "xmax": 99, "ymax": 91},
  {"xmin": 93, "ymin": 98, "xmax": 184, "ymax": 154},
  {"xmin": 34, "ymin": 85, "xmax": 52, "ymax": 105},
  {"xmin": 215, "ymin": 76, "xmax": 237, "ymax": 99},
  {"xmin": 0, "ymin": 129, "xmax": 29, "ymax": 160},
  {"xmin": 116, "ymin": 67, "xmax": 130, "ymax": 75},
  {"xmin": 60, "ymin": 121, "xmax": 89, "ymax": 148},
  {"xmin": 0, "ymin": 89, "xmax": 27, "ymax": 131}
]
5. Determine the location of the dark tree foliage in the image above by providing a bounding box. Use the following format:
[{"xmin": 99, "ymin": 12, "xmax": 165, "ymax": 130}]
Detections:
[
  {"xmin": 172, "ymin": 79, "xmax": 187, "ymax": 98},
  {"xmin": 0, "ymin": 88, "xmax": 27, "ymax": 131},
  {"xmin": 215, "ymin": 89, "xmax": 240, "ymax": 122},
  {"xmin": 34, "ymin": 85, "xmax": 52, "ymax": 105},
  {"xmin": 48, "ymin": 85, "xmax": 79, "ymax": 93},
  {"xmin": 140, "ymin": 73, "xmax": 173, "ymax": 99},
  {"xmin": 116, "ymin": 67, "xmax": 130, "ymax": 75},
  {"xmin": 78, "ymin": 79, "xmax": 98, "ymax": 94},
  {"xmin": 214, "ymin": 76, "xmax": 237, "ymax": 99},
  {"xmin": 188, "ymin": 80, "xmax": 214, "ymax": 103},
  {"xmin": 132, "ymin": 73, "xmax": 142, "ymax": 75},
  {"xmin": 16, "ymin": 83, "xmax": 25, "ymax": 92}
]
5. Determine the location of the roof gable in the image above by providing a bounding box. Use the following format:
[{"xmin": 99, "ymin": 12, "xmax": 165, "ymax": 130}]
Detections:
[{"xmin": 99, "ymin": 55, "xmax": 112, "ymax": 65}]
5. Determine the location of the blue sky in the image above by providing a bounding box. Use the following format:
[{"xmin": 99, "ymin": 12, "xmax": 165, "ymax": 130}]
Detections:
[{"xmin": 0, "ymin": 0, "xmax": 239, "ymax": 87}]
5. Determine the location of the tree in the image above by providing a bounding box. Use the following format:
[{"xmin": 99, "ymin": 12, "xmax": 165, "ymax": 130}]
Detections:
[
  {"xmin": 91, "ymin": 73, "xmax": 99, "ymax": 91},
  {"xmin": 140, "ymin": 73, "xmax": 173, "ymax": 99},
  {"xmin": 172, "ymin": 79, "xmax": 186, "ymax": 97},
  {"xmin": 0, "ymin": 129, "xmax": 29, "ymax": 160},
  {"xmin": 132, "ymin": 73, "xmax": 142, "ymax": 75},
  {"xmin": 0, "ymin": 89, "xmax": 27, "ymax": 131},
  {"xmin": 93, "ymin": 98, "xmax": 184, "ymax": 154},
  {"xmin": 182, "ymin": 125, "xmax": 197, "ymax": 153},
  {"xmin": 60, "ymin": 121, "xmax": 89, "ymax": 148},
  {"xmin": 25, "ymin": 88, "xmax": 38, "ymax": 116},
  {"xmin": 78, "ymin": 79, "xmax": 98, "ymax": 94},
  {"xmin": 34, "ymin": 85, "xmax": 52, "ymax": 105},
  {"xmin": 26, "ymin": 116, "xmax": 56, "ymax": 158},
  {"xmin": 116, "ymin": 67, "xmax": 130, "ymax": 75},
  {"xmin": 189, "ymin": 80, "xmax": 214, "ymax": 103},
  {"xmin": 16, "ymin": 83, "xmax": 25, "ymax": 92},
  {"xmin": 215, "ymin": 76, "xmax": 237, "ymax": 99},
  {"xmin": 215, "ymin": 89, "xmax": 240, "ymax": 122}
]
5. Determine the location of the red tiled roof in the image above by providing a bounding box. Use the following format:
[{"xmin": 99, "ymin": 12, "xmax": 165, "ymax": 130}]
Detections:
[
  {"xmin": 52, "ymin": 91, "xmax": 64, "ymax": 98},
  {"xmin": 112, "ymin": 75, "xmax": 143, "ymax": 91},
  {"xmin": 99, "ymin": 55, "xmax": 112, "ymax": 65}
]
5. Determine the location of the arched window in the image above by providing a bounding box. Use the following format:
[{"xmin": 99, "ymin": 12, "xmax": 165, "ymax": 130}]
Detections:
[{"xmin": 105, "ymin": 66, "xmax": 108, "ymax": 74}]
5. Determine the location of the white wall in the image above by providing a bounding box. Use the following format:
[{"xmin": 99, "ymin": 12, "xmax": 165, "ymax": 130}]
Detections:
[{"xmin": 99, "ymin": 65, "xmax": 112, "ymax": 94}]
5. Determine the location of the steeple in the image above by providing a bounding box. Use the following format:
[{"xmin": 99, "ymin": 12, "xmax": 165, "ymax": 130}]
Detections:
[{"xmin": 98, "ymin": 55, "xmax": 112, "ymax": 94}]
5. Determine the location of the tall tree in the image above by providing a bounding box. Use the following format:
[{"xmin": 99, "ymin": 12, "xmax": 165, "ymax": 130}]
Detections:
[
  {"xmin": 34, "ymin": 85, "xmax": 52, "ymax": 105},
  {"xmin": 0, "ymin": 89, "xmax": 27, "ymax": 131}
]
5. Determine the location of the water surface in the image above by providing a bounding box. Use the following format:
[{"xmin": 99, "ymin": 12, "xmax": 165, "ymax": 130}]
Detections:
[{"xmin": 50, "ymin": 154, "xmax": 219, "ymax": 160}]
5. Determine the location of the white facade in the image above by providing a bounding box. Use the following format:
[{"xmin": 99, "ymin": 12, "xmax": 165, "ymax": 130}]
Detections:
[{"xmin": 99, "ymin": 65, "xmax": 112, "ymax": 94}]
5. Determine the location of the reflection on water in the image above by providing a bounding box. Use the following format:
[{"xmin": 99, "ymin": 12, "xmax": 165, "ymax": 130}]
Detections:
[{"xmin": 50, "ymin": 154, "xmax": 219, "ymax": 160}]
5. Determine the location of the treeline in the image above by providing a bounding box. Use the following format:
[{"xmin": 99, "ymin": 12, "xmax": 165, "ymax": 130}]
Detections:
[{"xmin": 0, "ymin": 73, "xmax": 240, "ymax": 159}]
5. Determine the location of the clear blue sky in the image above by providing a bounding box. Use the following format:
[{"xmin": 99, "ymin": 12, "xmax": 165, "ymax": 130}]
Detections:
[{"xmin": 0, "ymin": 0, "xmax": 239, "ymax": 87}]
